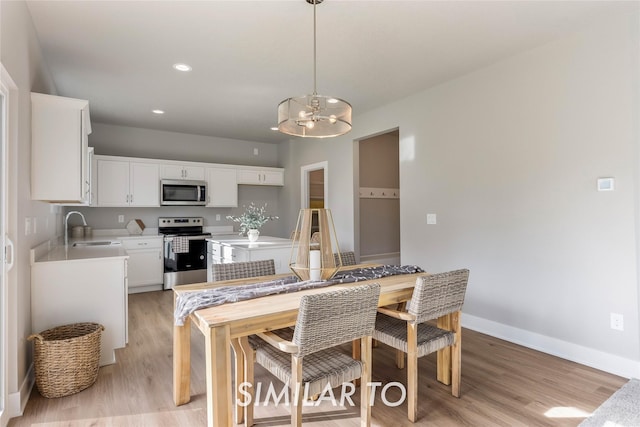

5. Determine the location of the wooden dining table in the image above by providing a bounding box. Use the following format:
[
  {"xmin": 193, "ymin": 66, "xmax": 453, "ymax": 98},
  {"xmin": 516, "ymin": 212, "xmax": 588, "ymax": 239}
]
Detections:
[{"xmin": 172, "ymin": 266, "xmax": 454, "ymax": 427}]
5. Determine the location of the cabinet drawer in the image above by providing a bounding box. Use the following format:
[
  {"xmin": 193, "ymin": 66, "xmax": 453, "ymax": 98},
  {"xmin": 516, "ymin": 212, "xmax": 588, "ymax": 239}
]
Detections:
[
  {"xmin": 209, "ymin": 242, "xmax": 222, "ymax": 258},
  {"xmin": 120, "ymin": 237, "xmax": 163, "ymax": 249}
]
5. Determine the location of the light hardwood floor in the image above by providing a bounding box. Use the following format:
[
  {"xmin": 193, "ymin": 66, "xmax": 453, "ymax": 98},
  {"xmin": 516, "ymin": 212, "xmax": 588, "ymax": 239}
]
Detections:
[{"xmin": 10, "ymin": 290, "xmax": 625, "ymax": 426}]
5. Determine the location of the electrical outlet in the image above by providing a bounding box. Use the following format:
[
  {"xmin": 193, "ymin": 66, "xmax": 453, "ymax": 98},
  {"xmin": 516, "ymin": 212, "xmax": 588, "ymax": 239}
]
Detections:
[
  {"xmin": 216, "ymin": 214, "xmax": 221, "ymax": 221},
  {"xmin": 118, "ymin": 215, "xmax": 125, "ymax": 223},
  {"xmin": 24, "ymin": 218, "xmax": 31, "ymax": 236},
  {"xmin": 610, "ymin": 313, "xmax": 624, "ymax": 331},
  {"xmin": 253, "ymin": 148, "xmax": 259, "ymax": 156},
  {"xmin": 427, "ymin": 214, "xmax": 437, "ymax": 225}
]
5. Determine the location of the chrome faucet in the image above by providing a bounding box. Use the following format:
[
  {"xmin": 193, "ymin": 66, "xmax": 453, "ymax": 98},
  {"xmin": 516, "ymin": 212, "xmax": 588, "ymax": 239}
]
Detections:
[{"xmin": 64, "ymin": 211, "xmax": 87, "ymax": 247}]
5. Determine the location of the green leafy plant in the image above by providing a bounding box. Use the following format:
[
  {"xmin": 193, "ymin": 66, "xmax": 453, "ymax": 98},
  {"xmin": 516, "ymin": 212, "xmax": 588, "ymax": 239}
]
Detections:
[{"xmin": 226, "ymin": 203, "xmax": 279, "ymax": 235}]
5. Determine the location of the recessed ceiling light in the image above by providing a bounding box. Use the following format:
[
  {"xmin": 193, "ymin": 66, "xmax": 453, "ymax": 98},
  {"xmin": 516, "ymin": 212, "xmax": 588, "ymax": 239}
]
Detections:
[
  {"xmin": 173, "ymin": 63, "xmax": 192, "ymax": 72},
  {"xmin": 152, "ymin": 109, "xmax": 165, "ymax": 115}
]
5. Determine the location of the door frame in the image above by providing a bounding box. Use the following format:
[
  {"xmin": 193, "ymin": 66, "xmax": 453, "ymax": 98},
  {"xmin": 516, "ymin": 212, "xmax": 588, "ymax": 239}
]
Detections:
[
  {"xmin": 300, "ymin": 161, "xmax": 328, "ymax": 209},
  {"xmin": 0, "ymin": 63, "xmax": 15, "ymax": 427}
]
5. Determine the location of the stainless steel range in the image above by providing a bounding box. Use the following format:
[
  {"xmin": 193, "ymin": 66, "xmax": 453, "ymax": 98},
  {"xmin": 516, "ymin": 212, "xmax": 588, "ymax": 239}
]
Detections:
[{"xmin": 159, "ymin": 217, "xmax": 211, "ymax": 289}]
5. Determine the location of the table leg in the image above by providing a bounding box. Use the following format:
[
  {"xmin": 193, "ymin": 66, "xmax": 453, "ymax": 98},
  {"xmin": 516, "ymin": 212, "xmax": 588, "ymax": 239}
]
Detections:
[
  {"xmin": 173, "ymin": 305, "xmax": 191, "ymax": 405},
  {"xmin": 205, "ymin": 325, "xmax": 232, "ymax": 427},
  {"xmin": 436, "ymin": 313, "xmax": 452, "ymax": 385},
  {"xmin": 230, "ymin": 338, "xmax": 245, "ymax": 425}
]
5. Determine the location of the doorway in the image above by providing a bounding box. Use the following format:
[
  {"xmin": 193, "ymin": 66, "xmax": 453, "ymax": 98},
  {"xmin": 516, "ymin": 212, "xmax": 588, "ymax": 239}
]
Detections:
[
  {"xmin": 357, "ymin": 130, "xmax": 400, "ymax": 264},
  {"xmin": 301, "ymin": 161, "xmax": 328, "ymax": 235}
]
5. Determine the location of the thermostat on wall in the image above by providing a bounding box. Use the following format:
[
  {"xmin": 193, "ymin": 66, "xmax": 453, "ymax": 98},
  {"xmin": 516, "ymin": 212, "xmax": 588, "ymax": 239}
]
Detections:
[{"xmin": 597, "ymin": 177, "xmax": 615, "ymax": 192}]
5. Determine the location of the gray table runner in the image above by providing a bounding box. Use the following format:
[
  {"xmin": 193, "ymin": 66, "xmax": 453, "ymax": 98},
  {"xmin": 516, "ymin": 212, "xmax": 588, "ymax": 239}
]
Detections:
[{"xmin": 174, "ymin": 265, "xmax": 423, "ymax": 325}]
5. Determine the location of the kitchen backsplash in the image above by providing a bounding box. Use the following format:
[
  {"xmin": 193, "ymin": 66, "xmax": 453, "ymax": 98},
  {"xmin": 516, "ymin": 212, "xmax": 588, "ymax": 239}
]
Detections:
[{"xmin": 64, "ymin": 185, "xmax": 286, "ymax": 238}]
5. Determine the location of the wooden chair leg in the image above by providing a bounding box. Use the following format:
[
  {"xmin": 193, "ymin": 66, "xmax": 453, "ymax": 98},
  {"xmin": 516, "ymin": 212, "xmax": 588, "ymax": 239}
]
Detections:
[
  {"xmin": 238, "ymin": 337, "xmax": 255, "ymax": 427},
  {"xmin": 395, "ymin": 349, "xmax": 405, "ymax": 369},
  {"xmin": 407, "ymin": 323, "xmax": 418, "ymax": 422},
  {"xmin": 291, "ymin": 356, "xmax": 304, "ymax": 427},
  {"xmin": 230, "ymin": 339, "xmax": 245, "ymax": 425},
  {"xmin": 437, "ymin": 314, "xmax": 452, "ymax": 385},
  {"xmin": 361, "ymin": 336, "xmax": 372, "ymax": 427},
  {"xmin": 451, "ymin": 311, "xmax": 462, "ymax": 398}
]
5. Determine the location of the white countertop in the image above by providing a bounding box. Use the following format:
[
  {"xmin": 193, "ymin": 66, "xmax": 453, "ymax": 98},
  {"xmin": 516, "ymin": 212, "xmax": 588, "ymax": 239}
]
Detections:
[
  {"xmin": 207, "ymin": 235, "xmax": 294, "ymax": 250},
  {"xmin": 34, "ymin": 243, "xmax": 129, "ymax": 263}
]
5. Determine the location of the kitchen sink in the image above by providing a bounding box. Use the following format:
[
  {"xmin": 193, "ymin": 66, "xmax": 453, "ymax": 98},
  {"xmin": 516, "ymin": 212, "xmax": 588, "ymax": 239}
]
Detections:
[{"xmin": 72, "ymin": 241, "xmax": 121, "ymax": 247}]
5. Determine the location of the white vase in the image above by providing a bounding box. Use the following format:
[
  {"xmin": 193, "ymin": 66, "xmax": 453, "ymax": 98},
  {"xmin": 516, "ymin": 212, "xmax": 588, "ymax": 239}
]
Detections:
[{"xmin": 247, "ymin": 229, "xmax": 260, "ymax": 242}]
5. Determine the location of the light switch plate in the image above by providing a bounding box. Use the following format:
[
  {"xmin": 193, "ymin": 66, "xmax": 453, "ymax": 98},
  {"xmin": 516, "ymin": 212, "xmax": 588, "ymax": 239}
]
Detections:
[
  {"xmin": 25, "ymin": 218, "xmax": 31, "ymax": 236},
  {"xmin": 427, "ymin": 214, "xmax": 437, "ymax": 225}
]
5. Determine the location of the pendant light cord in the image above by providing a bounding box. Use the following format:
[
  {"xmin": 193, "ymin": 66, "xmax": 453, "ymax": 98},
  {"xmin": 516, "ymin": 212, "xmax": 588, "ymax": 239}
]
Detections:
[{"xmin": 313, "ymin": 0, "xmax": 317, "ymax": 96}]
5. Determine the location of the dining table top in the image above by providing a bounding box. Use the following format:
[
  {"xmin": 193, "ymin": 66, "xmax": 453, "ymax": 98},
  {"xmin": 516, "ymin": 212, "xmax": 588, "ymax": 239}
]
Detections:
[{"xmin": 173, "ymin": 267, "xmax": 425, "ymax": 337}]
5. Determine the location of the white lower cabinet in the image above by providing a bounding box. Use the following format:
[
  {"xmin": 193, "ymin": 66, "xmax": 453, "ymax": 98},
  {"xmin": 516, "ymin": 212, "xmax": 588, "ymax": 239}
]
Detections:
[
  {"xmin": 120, "ymin": 237, "xmax": 163, "ymax": 293},
  {"xmin": 222, "ymin": 246, "xmax": 291, "ymax": 274},
  {"xmin": 31, "ymin": 255, "xmax": 128, "ymax": 366}
]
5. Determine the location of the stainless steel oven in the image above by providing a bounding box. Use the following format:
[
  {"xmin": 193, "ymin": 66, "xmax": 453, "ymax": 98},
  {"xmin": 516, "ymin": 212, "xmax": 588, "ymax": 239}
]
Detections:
[
  {"xmin": 159, "ymin": 217, "xmax": 211, "ymax": 289},
  {"xmin": 160, "ymin": 179, "xmax": 207, "ymax": 206}
]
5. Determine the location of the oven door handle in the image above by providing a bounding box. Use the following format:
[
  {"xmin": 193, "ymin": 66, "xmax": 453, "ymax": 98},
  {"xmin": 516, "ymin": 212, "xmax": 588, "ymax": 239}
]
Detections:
[{"xmin": 164, "ymin": 235, "xmax": 210, "ymax": 242}]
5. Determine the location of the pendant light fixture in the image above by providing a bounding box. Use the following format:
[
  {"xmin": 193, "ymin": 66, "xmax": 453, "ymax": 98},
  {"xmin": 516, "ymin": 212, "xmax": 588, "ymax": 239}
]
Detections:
[{"xmin": 277, "ymin": 0, "xmax": 352, "ymax": 138}]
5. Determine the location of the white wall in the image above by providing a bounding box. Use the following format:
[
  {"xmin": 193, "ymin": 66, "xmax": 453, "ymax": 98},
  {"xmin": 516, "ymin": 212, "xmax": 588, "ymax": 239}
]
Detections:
[
  {"xmin": 0, "ymin": 0, "xmax": 58, "ymax": 418},
  {"xmin": 90, "ymin": 123, "xmax": 279, "ymax": 166},
  {"xmin": 280, "ymin": 9, "xmax": 640, "ymax": 377}
]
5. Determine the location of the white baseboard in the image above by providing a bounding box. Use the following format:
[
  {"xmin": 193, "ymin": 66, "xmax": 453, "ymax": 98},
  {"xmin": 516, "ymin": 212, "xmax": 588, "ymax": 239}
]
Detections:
[
  {"xmin": 462, "ymin": 313, "xmax": 640, "ymax": 379},
  {"xmin": 7, "ymin": 363, "xmax": 34, "ymax": 419}
]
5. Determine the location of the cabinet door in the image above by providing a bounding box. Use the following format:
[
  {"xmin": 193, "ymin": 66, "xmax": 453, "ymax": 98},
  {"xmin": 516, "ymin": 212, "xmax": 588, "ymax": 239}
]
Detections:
[
  {"xmin": 237, "ymin": 169, "xmax": 261, "ymax": 185},
  {"xmin": 237, "ymin": 168, "xmax": 284, "ymax": 186},
  {"xmin": 129, "ymin": 162, "xmax": 160, "ymax": 206},
  {"xmin": 161, "ymin": 164, "xmax": 205, "ymax": 180},
  {"xmin": 97, "ymin": 159, "xmax": 130, "ymax": 207},
  {"xmin": 207, "ymin": 168, "xmax": 238, "ymax": 207},
  {"xmin": 31, "ymin": 93, "xmax": 90, "ymax": 203},
  {"xmin": 262, "ymin": 170, "xmax": 284, "ymax": 186},
  {"xmin": 184, "ymin": 165, "xmax": 205, "ymax": 180},
  {"xmin": 160, "ymin": 164, "xmax": 186, "ymax": 180},
  {"xmin": 127, "ymin": 249, "xmax": 163, "ymax": 288}
]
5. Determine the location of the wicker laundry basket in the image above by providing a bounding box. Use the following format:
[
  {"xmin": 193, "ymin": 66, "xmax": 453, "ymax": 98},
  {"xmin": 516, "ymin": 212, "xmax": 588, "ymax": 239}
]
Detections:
[{"xmin": 28, "ymin": 322, "xmax": 104, "ymax": 398}]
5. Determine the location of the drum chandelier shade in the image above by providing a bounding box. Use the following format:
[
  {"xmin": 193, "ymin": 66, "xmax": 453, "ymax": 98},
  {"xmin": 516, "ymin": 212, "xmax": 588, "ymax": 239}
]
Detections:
[
  {"xmin": 277, "ymin": 0, "xmax": 352, "ymax": 138},
  {"xmin": 290, "ymin": 208, "xmax": 342, "ymax": 281}
]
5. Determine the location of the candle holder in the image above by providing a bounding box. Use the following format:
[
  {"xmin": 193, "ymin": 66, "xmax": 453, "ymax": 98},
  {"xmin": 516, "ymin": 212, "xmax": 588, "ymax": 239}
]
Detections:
[{"xmin": 290, "ymin": 208, "xmax": 342, "ymax": 281}]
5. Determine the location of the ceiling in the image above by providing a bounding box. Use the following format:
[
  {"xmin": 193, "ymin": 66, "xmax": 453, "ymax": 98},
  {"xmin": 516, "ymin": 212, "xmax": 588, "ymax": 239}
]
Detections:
[{"xmin": 25, "ymin": 1, "xmax": 637, "ymax": 144}]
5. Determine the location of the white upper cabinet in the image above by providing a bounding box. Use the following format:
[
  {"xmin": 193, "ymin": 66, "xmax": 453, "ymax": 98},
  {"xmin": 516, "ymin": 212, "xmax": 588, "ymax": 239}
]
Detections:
[
  {"xmin": 96, "ymin": 158, "xmax": 159, "ymax": 207},
  {"xmin": 31, "ymin": 93, "xmax": 93, "ymax": 204},
  {"xmin": 161, "ymin": 163, "xmax": 205, "ymax": 181},
  {"xmin": 206, "ymin": 167, "xmax": 238, "ymax": 207},
  {"xmin": 237, "ymin": 167, "xmax": 284, "ymax": 186}
]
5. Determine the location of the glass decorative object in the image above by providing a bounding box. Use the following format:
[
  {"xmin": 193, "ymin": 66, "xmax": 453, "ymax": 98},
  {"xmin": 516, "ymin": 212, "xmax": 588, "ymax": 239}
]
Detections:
[{"xmin": 289, "ymin": 208, "xmax": 342, "ymax": 281}]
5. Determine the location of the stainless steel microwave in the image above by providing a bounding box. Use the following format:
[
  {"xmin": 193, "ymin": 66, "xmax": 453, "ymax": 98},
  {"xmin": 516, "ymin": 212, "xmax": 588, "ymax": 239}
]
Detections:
[{"xmin": 160, "ymin": 180, "xmax": 207, "ymax": 206}]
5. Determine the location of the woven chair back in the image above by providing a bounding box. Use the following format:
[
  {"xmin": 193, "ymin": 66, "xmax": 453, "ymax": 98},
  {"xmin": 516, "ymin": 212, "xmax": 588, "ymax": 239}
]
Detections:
[
  {"xmin": 293, "ymin": 283, "xmax": 380, "ymax": 357},
  {"xmin": 334, "ymin": 251, "xmax": 357, "ymax": 266},
  {"xmin": 210, "ymin": 259, "xmax": 276, "ymax": 281},
  {"xmin": 407, "ymin": 269, "xmax": 469, "ymax": 324}
]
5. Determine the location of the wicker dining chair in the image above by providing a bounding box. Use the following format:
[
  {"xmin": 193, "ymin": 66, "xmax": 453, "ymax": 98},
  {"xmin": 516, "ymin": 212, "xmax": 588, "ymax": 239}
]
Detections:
[
  {"xmin": 210, "ymin": 259, "xmax": 276, "ymax": 282},
  {"xmin": 250, "ymin": 283, "xmax": 381, "ymax": 427},
  {"xmin": 334, "ymin": 251, "xmax": 357, "ymax": 266},
  {"xmin": 209, "ymin": 259, "xmax": 276, "ymax": 425},
  {"xmin": 373, "ymin": 269, "xmax": 469, "ymax": 422}
]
